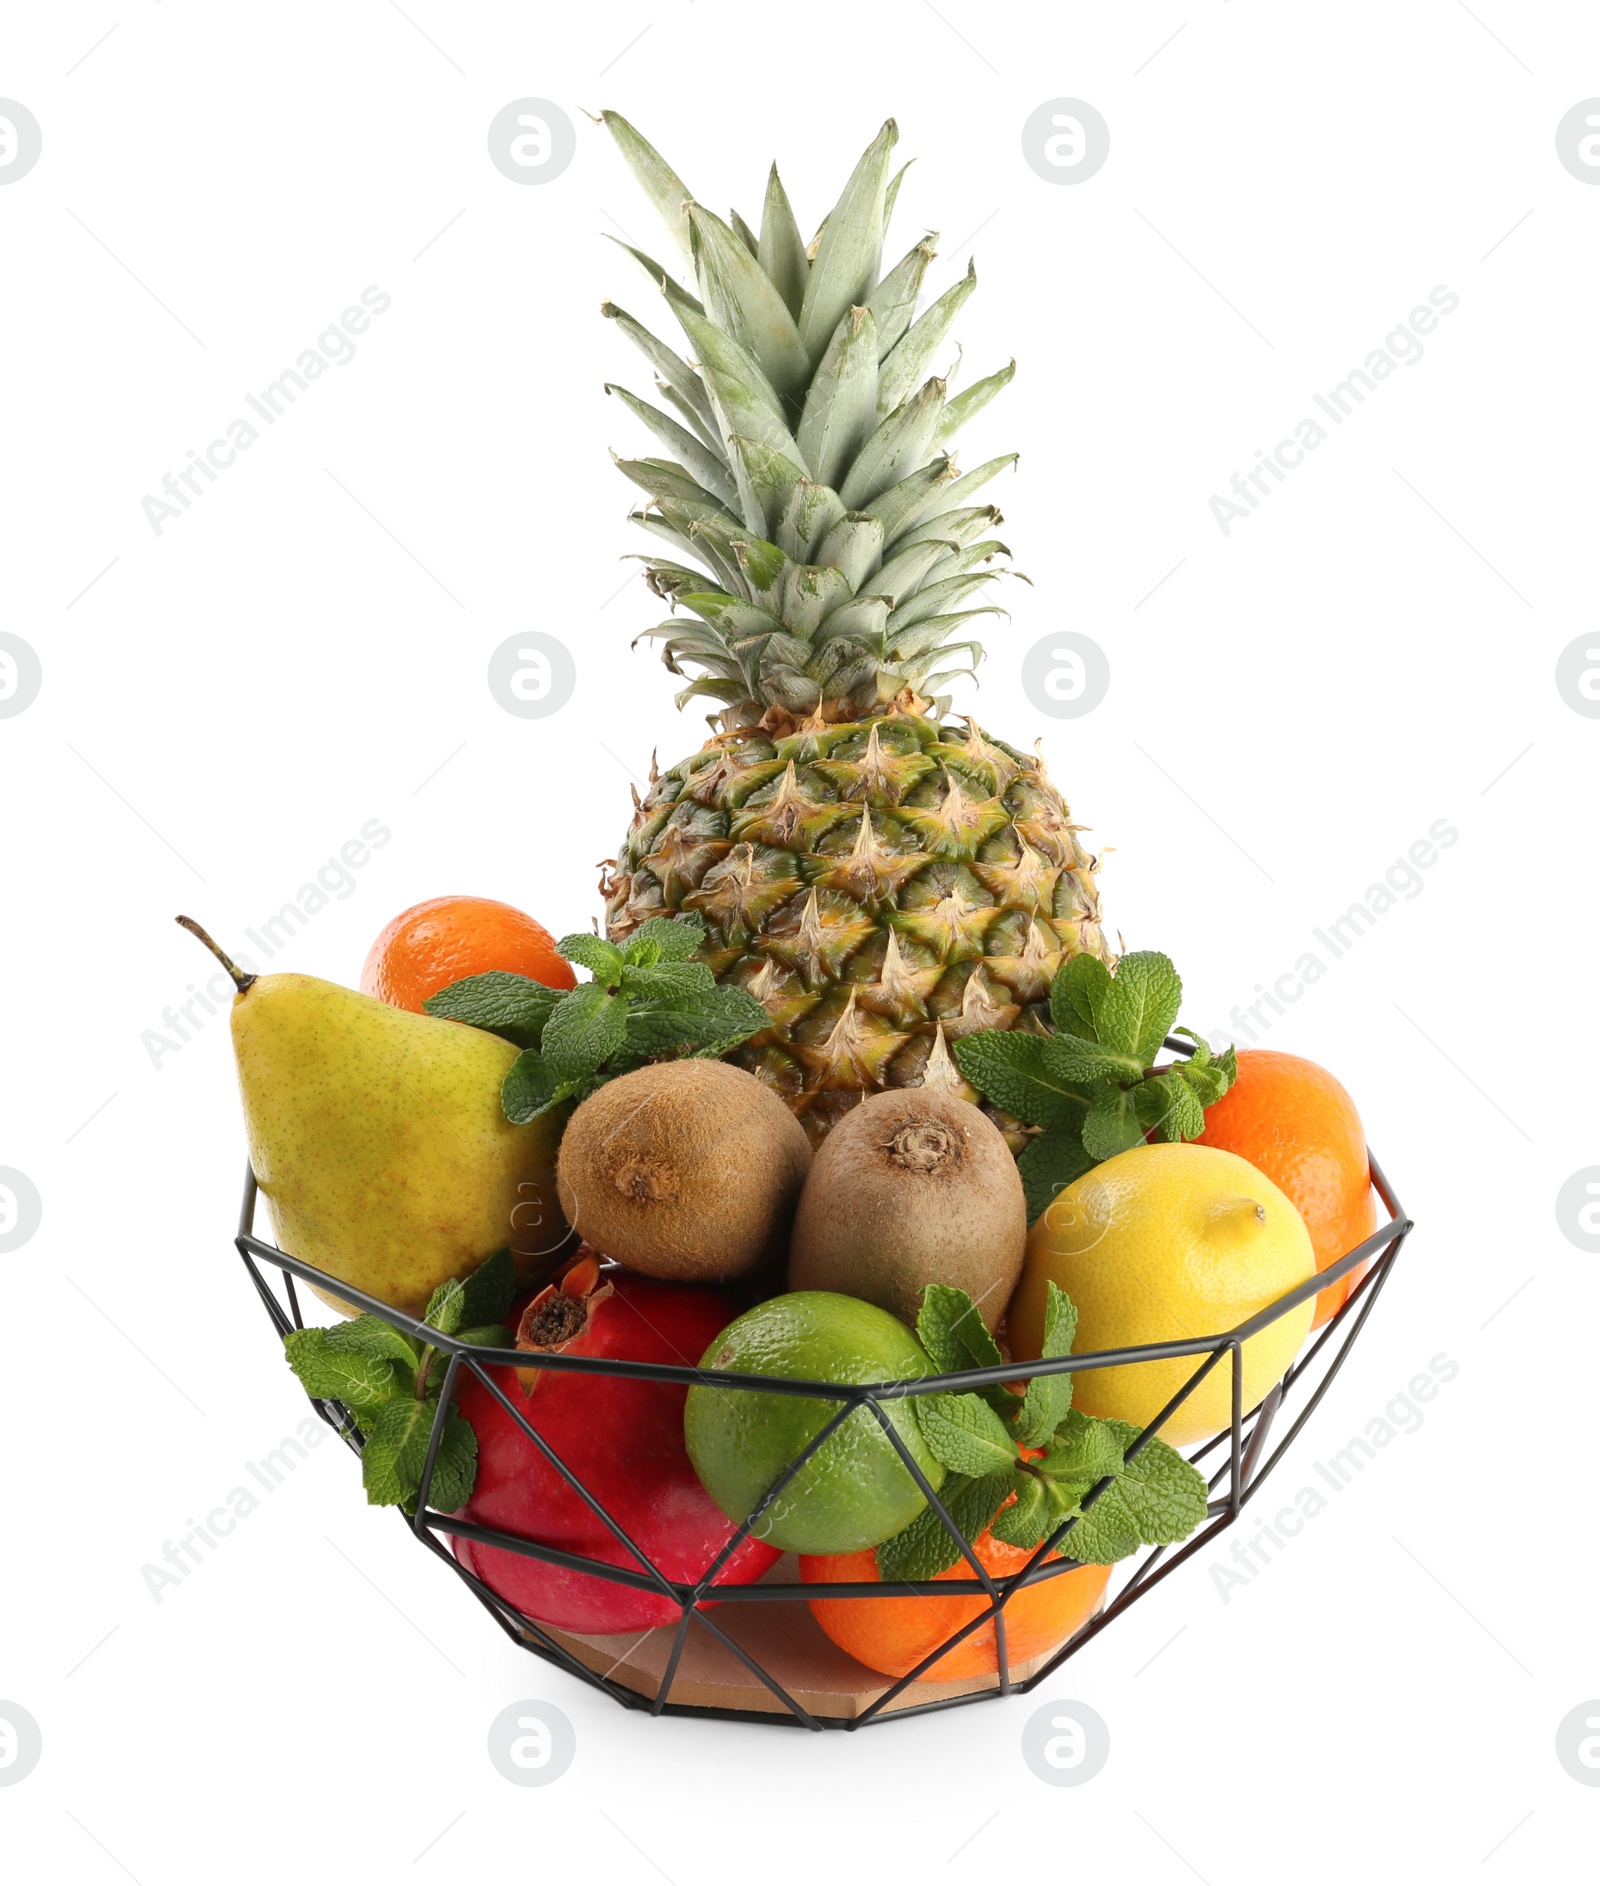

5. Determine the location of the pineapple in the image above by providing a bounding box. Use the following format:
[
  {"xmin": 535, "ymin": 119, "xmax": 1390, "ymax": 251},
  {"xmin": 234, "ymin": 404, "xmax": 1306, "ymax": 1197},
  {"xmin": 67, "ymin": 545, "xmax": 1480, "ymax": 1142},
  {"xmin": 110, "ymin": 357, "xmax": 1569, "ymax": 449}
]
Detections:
[{"xmin": 596, "ymin": 114, "xmax": 1112, "ymax": 1142}]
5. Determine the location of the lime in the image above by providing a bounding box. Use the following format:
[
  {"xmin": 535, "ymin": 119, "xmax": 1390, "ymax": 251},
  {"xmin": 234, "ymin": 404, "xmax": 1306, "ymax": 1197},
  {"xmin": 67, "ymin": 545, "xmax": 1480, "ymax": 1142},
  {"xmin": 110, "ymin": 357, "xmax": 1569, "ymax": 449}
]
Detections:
[{"xmin": 684, "ymin": 1291, "xmax": 945, "ymax": 1555}]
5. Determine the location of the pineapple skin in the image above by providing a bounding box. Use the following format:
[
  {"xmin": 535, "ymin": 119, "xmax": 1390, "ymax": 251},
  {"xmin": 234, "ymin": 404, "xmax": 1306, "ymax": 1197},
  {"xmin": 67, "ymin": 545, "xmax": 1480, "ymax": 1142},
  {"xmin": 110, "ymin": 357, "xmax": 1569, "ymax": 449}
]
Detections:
[{"xmin": 604, "ymin": 708, "xmax": 1111, "ymax": 1143}]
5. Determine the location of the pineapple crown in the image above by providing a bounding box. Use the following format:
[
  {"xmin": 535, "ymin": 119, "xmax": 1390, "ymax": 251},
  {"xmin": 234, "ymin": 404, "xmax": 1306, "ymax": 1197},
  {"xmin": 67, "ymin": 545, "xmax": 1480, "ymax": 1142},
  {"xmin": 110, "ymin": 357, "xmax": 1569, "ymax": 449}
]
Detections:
[{"xmin": 599, "ymin": 112, "xmax": 1019, "ymax": 728}]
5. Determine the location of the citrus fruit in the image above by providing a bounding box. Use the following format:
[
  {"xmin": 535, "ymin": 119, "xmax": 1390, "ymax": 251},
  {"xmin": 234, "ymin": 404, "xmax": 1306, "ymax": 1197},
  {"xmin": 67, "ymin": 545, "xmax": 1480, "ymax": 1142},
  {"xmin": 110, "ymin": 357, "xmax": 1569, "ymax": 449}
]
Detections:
[
  {"xmin": 1195, "ymin": 1049, "xmax": 1376, "ymax": 1327},
  {"xmin": 1008, "ymin": 1142, "xmax": 1316, "ymax": 1446},
  {"xmin": 801, "ymin": 1530, "xmax": 1110, "ymax": 1680},
  {"xmin": 361, "ymin": 895, "xmax": 574, "ymax": 1013},
  {"xmin": 683, "ymin": 1292, "xmax": 945, "ymax": 1555}
]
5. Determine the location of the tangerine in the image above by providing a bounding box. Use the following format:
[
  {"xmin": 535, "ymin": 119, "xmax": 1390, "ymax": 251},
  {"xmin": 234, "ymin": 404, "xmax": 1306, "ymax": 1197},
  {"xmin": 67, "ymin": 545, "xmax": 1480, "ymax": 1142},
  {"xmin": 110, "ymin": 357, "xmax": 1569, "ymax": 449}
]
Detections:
[
  {"xmin": 800, "ymin": 1528, "xmax": 1109, "ymax": 1681},
  {"xmin": 1195, "ymin": 1048, "xmax": 1375, "ymax": 1327},
  {"xmin": 361, "ymin": 895, "xmax": 574, "ymax": 1014}
]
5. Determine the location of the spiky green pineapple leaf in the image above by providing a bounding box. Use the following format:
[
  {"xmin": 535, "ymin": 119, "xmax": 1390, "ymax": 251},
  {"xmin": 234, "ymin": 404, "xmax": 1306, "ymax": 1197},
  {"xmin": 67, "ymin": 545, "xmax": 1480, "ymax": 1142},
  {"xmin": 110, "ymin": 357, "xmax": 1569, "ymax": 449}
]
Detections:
[
  {"xmin": 865, "ymin": 237, "xmax": 938, "ymax": 362},
  {"xmin": 600, "ymin": 111, "xmax": 696, "ymax": 266},
  {"xmin": 813, "ymin": 513, "xmax": 884, "ymax": 592},
  {"xmin": 687, "ymin": 202, "xmax": 810, "ymax": 401},
  {"xmin": 879, "ymin": 260, "xmax": 977, "ymax": 413},
  {"xmin": 601, "ymin": 302, "xmax": 717, "ymax": 430},
  {"xmin": 605, "ymin": 385, "xmax": 738, "ymax": 511},
  {"xmin": 796, "ymin": 305, "xmax": 880, "ymax": 491},
  {"xmin": 798, "ymin": 120, "xmax": 897, "ymax": 364},
  {"xmin": 839, "ymin": 379, "xmax": 946, "ymax": 510},
  {"xmin": 937, "ymin": 361, "xmax": 1015, "ymax": 444},
  {"xmin": 777, "ymin": 479, "xmax": 846, "ymax": 562},
  {"xmin": 604, "ymin": 235, "xmax": 704, "ymax": 313},
  {"xmin": 758, "ymin": 163, "xmax": 808, "ymax": 319}
]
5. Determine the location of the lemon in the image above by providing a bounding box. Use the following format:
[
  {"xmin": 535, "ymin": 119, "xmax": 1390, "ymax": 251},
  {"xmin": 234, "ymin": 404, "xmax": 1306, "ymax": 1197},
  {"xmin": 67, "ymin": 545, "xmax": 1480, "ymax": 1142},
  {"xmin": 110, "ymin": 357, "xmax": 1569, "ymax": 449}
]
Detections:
[
  {"xmin": 684, "ymin": 1292, "xmax": 945, "ymax": 1555},
  {"xmin": 1008, "ymin": 1143, "xmax": 1315, "ymax": 1446}
]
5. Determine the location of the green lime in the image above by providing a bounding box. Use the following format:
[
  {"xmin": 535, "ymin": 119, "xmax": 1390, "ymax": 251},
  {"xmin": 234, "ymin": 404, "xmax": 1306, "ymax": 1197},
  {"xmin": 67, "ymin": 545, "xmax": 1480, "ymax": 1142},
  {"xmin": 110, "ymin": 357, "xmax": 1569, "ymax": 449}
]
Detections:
[{"xmin": 684, "ymin": 1291, "xmax": 945, "ymax": 1555}]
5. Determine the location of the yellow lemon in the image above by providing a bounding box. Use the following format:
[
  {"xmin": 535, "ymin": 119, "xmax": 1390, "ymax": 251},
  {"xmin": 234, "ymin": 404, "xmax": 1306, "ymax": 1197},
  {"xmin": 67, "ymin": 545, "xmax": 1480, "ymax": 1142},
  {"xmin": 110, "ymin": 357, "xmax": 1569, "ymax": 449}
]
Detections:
[{"xmin": 1008, "ymin": 1143, "xmax": 1315, "ymax": 1446}]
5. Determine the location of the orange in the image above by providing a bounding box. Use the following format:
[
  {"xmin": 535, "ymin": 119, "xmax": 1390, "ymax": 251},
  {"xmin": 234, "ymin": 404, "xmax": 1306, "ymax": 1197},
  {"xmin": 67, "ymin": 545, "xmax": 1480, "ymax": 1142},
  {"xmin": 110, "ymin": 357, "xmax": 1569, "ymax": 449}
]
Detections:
[
  {"xmin": 1195, "ymin": 1049, "xmax": 1375, "ymax": 1327},
  {"xmin": 361, "ymin": 896, "xmax": 575, "ymax": 1014},
  {"xmin": 800, "ymin": 1529, "xmax": 1110, "ymax": 1681}
]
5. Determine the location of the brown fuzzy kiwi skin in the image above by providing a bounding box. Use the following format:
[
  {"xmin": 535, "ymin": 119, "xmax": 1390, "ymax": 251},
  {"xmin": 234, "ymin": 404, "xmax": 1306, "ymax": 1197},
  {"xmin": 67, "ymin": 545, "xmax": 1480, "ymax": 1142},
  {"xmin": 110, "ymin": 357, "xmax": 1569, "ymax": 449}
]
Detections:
[
  {"xmin": 787, "ymin": 1090, "xmax": 1027, "ymax": 1332},
  {"xmin": 555, "ymin": 1061, "xmax": 812, "ymax": 1282}
]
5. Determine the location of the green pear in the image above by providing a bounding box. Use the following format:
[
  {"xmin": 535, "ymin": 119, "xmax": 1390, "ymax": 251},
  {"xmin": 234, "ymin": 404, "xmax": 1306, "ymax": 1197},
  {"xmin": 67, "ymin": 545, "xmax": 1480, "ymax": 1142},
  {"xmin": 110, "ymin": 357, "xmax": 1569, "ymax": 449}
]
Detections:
[{"xmin": 180, "ymin": 917, "xmax": 570, "ymax": 1319}]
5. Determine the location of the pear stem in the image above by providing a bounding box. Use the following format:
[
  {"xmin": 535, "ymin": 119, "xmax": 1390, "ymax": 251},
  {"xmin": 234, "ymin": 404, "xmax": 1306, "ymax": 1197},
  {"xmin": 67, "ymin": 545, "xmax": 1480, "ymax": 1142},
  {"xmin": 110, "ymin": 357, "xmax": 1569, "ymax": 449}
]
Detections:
[{"xmin": 175, "ymin": 915, "xmax": 256, "ymax": 993}]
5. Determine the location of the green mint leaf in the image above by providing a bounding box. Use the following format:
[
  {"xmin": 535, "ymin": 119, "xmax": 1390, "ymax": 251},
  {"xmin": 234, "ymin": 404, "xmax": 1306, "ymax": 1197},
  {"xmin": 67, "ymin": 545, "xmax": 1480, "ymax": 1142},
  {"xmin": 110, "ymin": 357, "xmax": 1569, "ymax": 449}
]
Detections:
[
  {"xmin": 541, "ymin": 983, "xmax": 630, "ymax": 1076},
  {"xmin": 1082, "ymin": 1082, "xmax": 1145, "ymax": 1161},
  {"xmin": 953, "ymin": 1030, "xmax": 1090, "ymax": 1131},
  {"xmin": 1012, "ymin": 1283, "xmax": 1078, "ymax": 1444},
  {"xmin": 500, "ymin": 1051, "xmax": 592, "ymax": 1124},
  {"xmin": 1172, "ymin": 1026, "xmax": 1212, "ymax": 1066},
  {"xmin": 423, "ymin": 972, "xmax": 562, "ymax": 1051},
  {"xmin": 915, "ymin": 1285, "xmax": 1019, "ymax": 1415},
  {"xmin": 1137, "ymin": 1071, "xmax": 1205, "ymax": 1143},
  {"xmin": 1050, "ymin": 953, "xmax": 1110, "ymax": 1040},
  {"xmin": 1040, "ymin": 1034, "xmax": 1145, "ymax": 1085},
  {"xmin": 1039, "ymin": 1281, "xmax": 1080, "ymax": 1362},
  {"xmin": 556, "ymin": 933, "xmax": 626, "ymax": 983},
  {"xmin": 1215, "ymin": 1045, "xmax": 1239, "ymax": 1091},
  {"xmin": 622, "ymin": 914, "xmax": 706, "ymax": 964},
  {"xmin": 359, "ymin": 1397, "xmax": 435, "ymax": 1507},
  {"xmin": 458, "ymin": 1247, "xmax": 517, "ymax": 1325},
  {"xmin": 1107, "ymin": 952, "xmax": 1184, "ymax": 1065},
  {"xmin": 323, "ymin": 1314, "xmax": 418, "ymax": 1368},
  {"xmin": 1017, "ymin": 1126, "xmax": 1096, "ymax": 1224},
  {"xmin": 423, "ymin": 1277, "xmax": 465, "ymax": 1337},
  {"xmin": 453, "ymin": 1323, "xmax": 514, "ymax": 1350},
  {"xmin": 1015, "ymin": 1373, "xmax": 1072, "ymax": 1448},
  {"xmin": 875, "ymin": 1472, "xmax": 1012, "ymax": 1582},
  {"xmin": 1057, "ymin": 1483, "xmax": 1142, "ymax": 1563},
  {"xmin": 618, "ymin": 959, "xmax": 717, "ymax": 1001},
  {"xmin": 1102, "ymin": 1419, "xmax": 1210, "ymax": 1544},
  {"xmin": 621, "ymin": 983, "xmax": 768, "ymax": 1060},
  {"xmin": 1034, "ymin": 1413, "xmax": 1208, "ymax": 1565},
  {"xmin": 418, "ymin": 1409, "xmax": 478, "ymax": 1513},
  {"xmin": 988, "ymin": 1471, "xmax": 1051, "ymax": 1550},
  {"xmin": 1174, "ymin": 1057, "xmax": 1228, "ymax": 1109},
  {"xmin": 283, "ymin": 1328, "xmax": 400, "ymax": 1409},
  {"xmin": 917, "ymin": 1284, "xmax": 1004, "ymax": 1376},
  {"xmin": 1037, "ymin": 1410, "xmax": 1125, "ymax": 1484},
  {"xmin": 916, "ymin": 1391, "xmax": 1019, "ymax": 1477}
]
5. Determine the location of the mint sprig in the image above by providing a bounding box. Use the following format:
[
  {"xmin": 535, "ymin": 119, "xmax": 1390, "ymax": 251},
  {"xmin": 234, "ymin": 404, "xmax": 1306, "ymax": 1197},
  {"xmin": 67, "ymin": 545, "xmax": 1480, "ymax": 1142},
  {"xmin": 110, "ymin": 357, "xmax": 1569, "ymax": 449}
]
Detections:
[
  {"xmin": 872, "ymin": 1282, "xmax": 1209, "ymax": 1580},
  {"xmin": 424, "ymin": 913, "xmax": 769, "ymax": 1124},
  {"xmin": 282, "ymin": 1247, "xmax": 518, "ymax": 1514},
  {"xmin": 953, "ymin": 950, "xmax": 1238, "ymax": 1221}
]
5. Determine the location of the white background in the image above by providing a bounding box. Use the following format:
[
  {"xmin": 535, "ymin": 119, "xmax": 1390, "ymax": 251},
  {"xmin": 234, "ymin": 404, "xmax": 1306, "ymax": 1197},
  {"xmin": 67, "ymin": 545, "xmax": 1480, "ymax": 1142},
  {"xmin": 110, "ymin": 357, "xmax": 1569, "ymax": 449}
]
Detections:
[{"xmin": 3, "ymin": 2, "xmax": 1596, "ymax": 1879}]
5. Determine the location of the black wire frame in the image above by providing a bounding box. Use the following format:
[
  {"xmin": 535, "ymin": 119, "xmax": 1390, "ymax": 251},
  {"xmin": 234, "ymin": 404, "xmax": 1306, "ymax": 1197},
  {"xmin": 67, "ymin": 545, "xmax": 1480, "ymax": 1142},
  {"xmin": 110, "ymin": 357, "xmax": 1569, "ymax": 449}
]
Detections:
[{"xmin": 234, "ymin": 1144, "xmax": 1412, "ymax": 1732}]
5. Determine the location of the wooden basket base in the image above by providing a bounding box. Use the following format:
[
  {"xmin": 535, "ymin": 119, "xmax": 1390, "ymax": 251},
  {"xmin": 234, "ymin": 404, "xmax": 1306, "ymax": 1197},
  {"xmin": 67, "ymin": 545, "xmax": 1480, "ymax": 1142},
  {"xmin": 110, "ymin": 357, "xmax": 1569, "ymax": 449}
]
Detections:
[{"xmin": 536, "ymin": 1556, "xmax": 1060, "ymax": 1720}]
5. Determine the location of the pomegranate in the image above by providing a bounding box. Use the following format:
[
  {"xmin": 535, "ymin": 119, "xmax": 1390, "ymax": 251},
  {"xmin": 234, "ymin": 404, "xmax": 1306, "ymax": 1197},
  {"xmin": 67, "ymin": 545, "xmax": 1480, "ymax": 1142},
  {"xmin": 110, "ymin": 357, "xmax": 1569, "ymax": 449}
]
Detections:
[{"xmin": 450, "ymin": 1256, "xmax": 779, "ymax": 1633}]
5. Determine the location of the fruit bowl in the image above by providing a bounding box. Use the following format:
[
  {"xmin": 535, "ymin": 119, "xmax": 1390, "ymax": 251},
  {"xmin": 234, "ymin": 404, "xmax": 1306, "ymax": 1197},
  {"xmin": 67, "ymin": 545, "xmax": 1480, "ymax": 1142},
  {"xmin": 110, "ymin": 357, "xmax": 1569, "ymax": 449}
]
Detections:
[{"xmin": 233, "ymin": 1153, "xmax": 1412, "ymax": 1730}]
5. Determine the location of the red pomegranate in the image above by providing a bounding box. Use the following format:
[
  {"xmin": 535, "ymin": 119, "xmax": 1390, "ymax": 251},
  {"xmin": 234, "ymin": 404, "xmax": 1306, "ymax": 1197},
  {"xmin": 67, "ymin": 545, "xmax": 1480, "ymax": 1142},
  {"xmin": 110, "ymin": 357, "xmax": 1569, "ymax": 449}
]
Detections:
[{"xmin": 450, "ymin": 1256, "xmax": 779, "ymax": 1633}]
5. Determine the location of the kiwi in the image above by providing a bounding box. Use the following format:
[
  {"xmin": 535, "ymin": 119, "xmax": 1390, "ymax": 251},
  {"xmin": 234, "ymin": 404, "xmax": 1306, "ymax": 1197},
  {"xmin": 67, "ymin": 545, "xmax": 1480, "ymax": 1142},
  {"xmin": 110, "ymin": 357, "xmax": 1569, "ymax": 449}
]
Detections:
[
  {"xmin": 787, "ymin": 1090, "xmax": 1026, "ymax": 1331},
  {"xmin": 555, "ymin": 1060, "xmax": 811, "ymax": 1282}
]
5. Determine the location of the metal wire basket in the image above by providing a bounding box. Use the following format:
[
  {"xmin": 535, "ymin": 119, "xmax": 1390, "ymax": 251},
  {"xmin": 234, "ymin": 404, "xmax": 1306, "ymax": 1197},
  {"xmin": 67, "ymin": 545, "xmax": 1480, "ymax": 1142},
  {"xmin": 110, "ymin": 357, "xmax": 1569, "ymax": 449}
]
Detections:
[{"xmin": 235, "ymin": 1150, "xmax": 1411, "ymax": 1731}]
